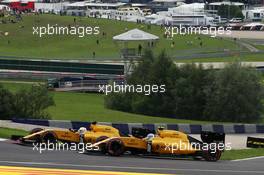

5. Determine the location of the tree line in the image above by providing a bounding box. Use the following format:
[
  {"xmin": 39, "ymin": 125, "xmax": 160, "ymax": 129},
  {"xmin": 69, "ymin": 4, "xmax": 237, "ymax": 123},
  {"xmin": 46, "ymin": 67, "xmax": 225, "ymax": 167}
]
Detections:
[
  {"xmin": 0, "ymin": 84, "xmax": 54, "ymax": 119},
  {"xmin": 105, "ymin": 50, "xmax": 264, "ymax": 122}
]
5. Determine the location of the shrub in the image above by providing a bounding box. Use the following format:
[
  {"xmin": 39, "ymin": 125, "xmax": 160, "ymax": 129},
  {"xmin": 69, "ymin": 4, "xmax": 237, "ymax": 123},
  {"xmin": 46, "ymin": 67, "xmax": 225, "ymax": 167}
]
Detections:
[{"xmin": 105, "ymin": 51, "xmax": 264, "ymax": 122}]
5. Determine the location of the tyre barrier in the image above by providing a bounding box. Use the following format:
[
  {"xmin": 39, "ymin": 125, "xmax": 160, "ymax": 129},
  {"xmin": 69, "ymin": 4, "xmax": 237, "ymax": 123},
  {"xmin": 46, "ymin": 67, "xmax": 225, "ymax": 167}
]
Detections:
[{"xmin": 12, "ymin": 118, "xmax": 264, "ymax": 134}]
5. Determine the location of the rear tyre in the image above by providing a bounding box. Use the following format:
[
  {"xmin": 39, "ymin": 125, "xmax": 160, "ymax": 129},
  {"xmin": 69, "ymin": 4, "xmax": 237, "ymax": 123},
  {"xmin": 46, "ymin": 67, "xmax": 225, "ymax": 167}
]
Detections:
[
  {"xmin": 107, "ymin": 138, "xmax": 125, "ymax": 156},
  {"xmin": 202, "ymin": 144, "xmax": 222, "ymax": 161}
]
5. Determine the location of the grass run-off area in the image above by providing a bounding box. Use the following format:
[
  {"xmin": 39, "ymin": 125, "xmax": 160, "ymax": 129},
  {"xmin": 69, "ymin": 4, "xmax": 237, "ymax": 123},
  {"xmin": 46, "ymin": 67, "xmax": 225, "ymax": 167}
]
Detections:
[
  {"xmin": 0, "ymin": 14, "xmax": 241, "ymax": 60},
  {"xmin": 1, "ymin": 81, "xmax": 216, "ymax": 124},
  {"xmin": 221, "ymin": 148, "xmax": 264, "ymax": 160},
  {"xmin": 254, "ymin": 44, "xmax": 264, "ymax": 51},
  {"xmin": 0, "ymin": 127, "xmax": 28, "ymax": 139},
  {"xmin": 2, "ymin": 81, "xmax": 264, "ymax": 123}
]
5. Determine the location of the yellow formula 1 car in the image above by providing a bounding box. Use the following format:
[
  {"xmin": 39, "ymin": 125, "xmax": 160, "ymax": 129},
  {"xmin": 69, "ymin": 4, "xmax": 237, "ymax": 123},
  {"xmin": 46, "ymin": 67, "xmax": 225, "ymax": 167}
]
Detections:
[
  {"xmin": 12, "ymin": 122, "xmax": 120, "ymax": 145},
  {"xmin": 92, "ymin": 127, "xmax": 225, "ymax": 161}
]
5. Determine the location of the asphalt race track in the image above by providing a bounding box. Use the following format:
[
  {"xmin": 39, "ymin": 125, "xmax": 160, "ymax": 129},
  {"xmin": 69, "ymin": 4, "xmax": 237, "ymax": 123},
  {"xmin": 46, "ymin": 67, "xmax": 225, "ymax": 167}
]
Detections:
[{"xmin": 0, "ymin": 141, "xmax": 263, "ymax": 175}]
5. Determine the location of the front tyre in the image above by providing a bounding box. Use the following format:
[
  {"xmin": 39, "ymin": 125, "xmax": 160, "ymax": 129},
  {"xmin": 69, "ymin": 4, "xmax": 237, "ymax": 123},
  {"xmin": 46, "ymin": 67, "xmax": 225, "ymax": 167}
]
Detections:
[{"xmin": 41, "ymin": 132, "xmax": 57, "ymax": 144}]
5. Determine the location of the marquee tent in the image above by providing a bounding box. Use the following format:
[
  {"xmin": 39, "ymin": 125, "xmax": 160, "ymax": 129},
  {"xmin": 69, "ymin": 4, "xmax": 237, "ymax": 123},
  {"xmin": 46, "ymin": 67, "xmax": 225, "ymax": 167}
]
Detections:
[{"xmin": 113, "ymin": 28, "xmax": 159, "ymax": 41}]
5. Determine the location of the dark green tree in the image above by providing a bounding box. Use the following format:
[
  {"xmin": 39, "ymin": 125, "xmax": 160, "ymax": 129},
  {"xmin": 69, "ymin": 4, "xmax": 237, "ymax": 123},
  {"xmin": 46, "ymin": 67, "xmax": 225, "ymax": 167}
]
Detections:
[
  {"xmin": 204, "ymin": 62, "xmax": 264, "ymax": 122},
  {"xmin": 217, "ymin": 5, "xmax": 244, "ymax": 19},
  {"xmin": 130, "ymin": 51, "xmax": 176, "ymax": 117},
  {"xmin": 0, "ymin": 85, "xmax": 14, "ymax": 119},
  {"xmin": 13, "ymin": 84, "xmax": 55, "ymax": 119},
  {"xmin": 173, "ymin": 64, "xmax": 211, "ymax": 120},
  {"xmin": 105, "ymin": 50, "xmax": 264, "ymax": 123}
]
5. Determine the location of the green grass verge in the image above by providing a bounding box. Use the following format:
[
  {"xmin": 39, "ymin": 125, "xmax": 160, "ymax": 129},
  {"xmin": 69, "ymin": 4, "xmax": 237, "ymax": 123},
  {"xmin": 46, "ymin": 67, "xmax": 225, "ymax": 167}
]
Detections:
[
  {"xmin": 2, "ymin": 81, "xmax": 264, "ymax": 123},
  {"xmin": 255, "ymin": 45, "xmax": 264, "ymax": 51},
  {"xmin": 1, "ymin": 81, "xmax": 37, "ymax": 92},
  {"xmin": 1, "ymin": 81, "xmax": 215, "ymax": 124},
  {"xmin": 0, "ymin": 127, "xmax": 28, "ymax": 139},
  {"xmin": 221, "ymin": 148, "xmax": 264, "ymax": 160},
  {"xmin": 48, "ymin": 91, "xmax": 213, "ymax": 123},
  {"xmin": 0, "ymin": 14, "xmax": 239, "ymax": 60}
]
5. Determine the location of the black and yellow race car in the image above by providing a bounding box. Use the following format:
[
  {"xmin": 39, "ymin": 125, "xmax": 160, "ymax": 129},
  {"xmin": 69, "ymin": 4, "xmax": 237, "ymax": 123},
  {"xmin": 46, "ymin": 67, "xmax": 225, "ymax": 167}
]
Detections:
[
  {"xmin": 92, "ymin": 127, "xmax": 225, "ymax": 161},
  {"xmin": 12, "ymin": 122, "xmax": 225, "ymax": 161},
  {"xmin": 11, "ymin": 122, "xmax": 120, "ymax": 145}
]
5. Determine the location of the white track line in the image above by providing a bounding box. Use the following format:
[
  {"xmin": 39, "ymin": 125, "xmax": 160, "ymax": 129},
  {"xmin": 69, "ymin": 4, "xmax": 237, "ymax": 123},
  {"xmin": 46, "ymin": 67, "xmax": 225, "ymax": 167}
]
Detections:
[
  {"xmin": 0, "ymin": 138, "xmax": 7, "ymax": 142},
  {"xmin": 232, "ymin": 156, "xmax": 264, "ymax": 162},
  {"xmin": 0, "ymin": 160, "xmax": 263, "ymax": 174}
]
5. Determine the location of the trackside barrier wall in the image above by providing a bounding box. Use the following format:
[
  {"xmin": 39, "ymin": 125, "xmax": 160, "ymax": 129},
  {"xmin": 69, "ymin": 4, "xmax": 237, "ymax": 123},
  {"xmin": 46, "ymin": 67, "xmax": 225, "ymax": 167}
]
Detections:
[
  {"xmin": 12, "ymin": 119, "xmax": 264, "ymax": 134},
  {"xmin": 0, "ymin": 59, "xmax": 124, "ymax": 75}
]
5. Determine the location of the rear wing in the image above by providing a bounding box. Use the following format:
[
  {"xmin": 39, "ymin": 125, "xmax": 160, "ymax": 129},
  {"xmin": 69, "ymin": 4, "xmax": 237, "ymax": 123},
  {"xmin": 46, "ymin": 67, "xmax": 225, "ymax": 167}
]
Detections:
[
  {"xmin": 131, "ymin": 127, "xmax": 155, "ymax": 139},
  {"xmin": 201, "ymin": 131, "xmax": 225, "ymax": 144},
  {"xmin": 247, "ymin": 137, "xmax": 264, "ymax": 148}
]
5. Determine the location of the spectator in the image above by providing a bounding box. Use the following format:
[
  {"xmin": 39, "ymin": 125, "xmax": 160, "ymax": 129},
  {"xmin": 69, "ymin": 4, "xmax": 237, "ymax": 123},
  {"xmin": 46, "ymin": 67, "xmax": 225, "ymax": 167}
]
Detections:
[
  {"xmin": 171, "ymin": 41, "xmax": 175, "ymax": 48},
  {"xmin": 200, "ymin": 41, "xmax": 203, "ymax": 47},
  {"xmin": 138, "ymin": 44, "xmax": 142, "ymax": 55}
]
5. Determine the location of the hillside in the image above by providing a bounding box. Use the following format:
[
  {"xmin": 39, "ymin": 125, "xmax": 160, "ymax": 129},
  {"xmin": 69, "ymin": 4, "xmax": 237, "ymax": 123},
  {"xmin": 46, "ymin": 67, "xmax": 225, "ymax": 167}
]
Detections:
[{"xmin": 0, "ymin": 14, "xmax": 240, "ymax": 60}]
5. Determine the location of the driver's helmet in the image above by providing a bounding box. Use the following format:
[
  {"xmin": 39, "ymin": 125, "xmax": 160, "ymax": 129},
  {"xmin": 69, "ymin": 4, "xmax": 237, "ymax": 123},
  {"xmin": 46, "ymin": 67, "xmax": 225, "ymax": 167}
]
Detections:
[
  {"xmin": 78, "ymin": 127, "xmax": 87, "ymax": 135},
  {"xmin": 145, "ymin": 133, "xmax": 155, "ymax": 141}
]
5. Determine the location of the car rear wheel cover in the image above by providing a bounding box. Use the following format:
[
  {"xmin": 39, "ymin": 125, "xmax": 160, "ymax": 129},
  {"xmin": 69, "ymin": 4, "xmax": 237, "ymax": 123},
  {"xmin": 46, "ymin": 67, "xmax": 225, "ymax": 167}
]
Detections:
[
  {"xmin": 30, "ymin": 128, "xmax": 43, "ymax": 134},
  {"xmin": 96, "ymin": 136, "xmax": 108, "ymax": 154}
]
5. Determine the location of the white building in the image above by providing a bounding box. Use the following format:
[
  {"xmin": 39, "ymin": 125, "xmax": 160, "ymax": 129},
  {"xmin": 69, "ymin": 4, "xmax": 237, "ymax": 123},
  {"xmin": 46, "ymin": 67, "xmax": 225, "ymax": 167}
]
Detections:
[
  {"xmin": 66, "ymin": 1, "xmax": 126, "ymax": 17},
  {"xmin": 152, "ymin": 3, "xmax": 216, "ymax": 26},
  {"xmin": 35, "ymin": 2, "xmax": 69, "ymax": 14},
  {"xmin": 206, "ymin": 1, "xmax": 245, "ymax": 16},
  {"xmin": 115, "ymin": 6, "xmax": 145, "ymax": 22},
  {"xmin": 243, "ymin": 6, "xmax": 264, "ymax": 21},
  {"xmin": 168, "ymin": 2, "xmax": 205, "ymax": 15},
  {"xmin": 0, "ymin": 4, "xmax": 11, "ymax": 11},
  {"xmin": 149, "ymin": 0, "xmax": 185, "ymax": 13},
  {"xmin": 145, "ymin": 13, "xmax": 169, "ymax": 25},
  {"xmin": 66, "ymin": 1, "xmax": 146, "ymax": 22}
]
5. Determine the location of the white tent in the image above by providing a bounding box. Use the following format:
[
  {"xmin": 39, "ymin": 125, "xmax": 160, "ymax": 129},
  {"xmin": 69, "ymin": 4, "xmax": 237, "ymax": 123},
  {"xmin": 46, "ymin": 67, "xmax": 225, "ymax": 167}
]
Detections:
[
  {"xmin": 113, "ymin": 28, "xmax": 159, "ymax": 41},
  {"xmin": 168, "ymin": 3, "xmax": 205, "ymax": 15},
  {"xmin": 0, "ymin": 5, "xmax": 11, "ymax": 11}
]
